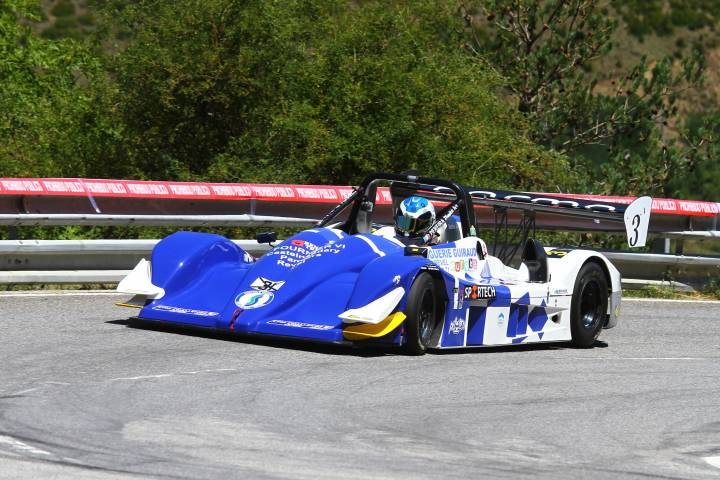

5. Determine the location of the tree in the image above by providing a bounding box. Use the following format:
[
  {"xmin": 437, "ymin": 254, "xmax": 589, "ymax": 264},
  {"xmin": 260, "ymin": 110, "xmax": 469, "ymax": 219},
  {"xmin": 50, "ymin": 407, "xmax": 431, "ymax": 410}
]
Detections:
[
  {"xmin": 462, "ymin": 0, "xmax": 708, "ymax": 196},
  {"xmin": 93, "ymin": 0, "xmax": 569, "ymax": 189},
  {"xmin": 0, "ymin": 0, "xmax": 117, "ymax": 179},
  {"xmin": 666, "ymin": 111, "xmax": 720, "ymax": 200},
  {"xmin": 611, "ymin": 0, "xmax": 720, "ymax": 39}
]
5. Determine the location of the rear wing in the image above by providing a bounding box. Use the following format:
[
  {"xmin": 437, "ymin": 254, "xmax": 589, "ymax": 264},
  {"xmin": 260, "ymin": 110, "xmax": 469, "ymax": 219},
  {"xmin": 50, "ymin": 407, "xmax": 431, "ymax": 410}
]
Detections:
[
  {"xmin": 400, "ymin": 183, "xmax": 653, "ymax": 248},
  {"xmin": 463, "ymin": 187, "xmax": 652, "ymax": 248},
  {"xmin": 323, "ymin": 173, "xmax": 653, "ymax": 249}
]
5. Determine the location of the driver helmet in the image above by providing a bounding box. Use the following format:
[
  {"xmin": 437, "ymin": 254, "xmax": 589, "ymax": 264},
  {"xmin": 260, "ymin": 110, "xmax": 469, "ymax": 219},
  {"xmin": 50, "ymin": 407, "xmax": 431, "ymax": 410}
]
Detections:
[{"xmin": 395, "ymin": 196, "xmax": 436, "ymax": 237}]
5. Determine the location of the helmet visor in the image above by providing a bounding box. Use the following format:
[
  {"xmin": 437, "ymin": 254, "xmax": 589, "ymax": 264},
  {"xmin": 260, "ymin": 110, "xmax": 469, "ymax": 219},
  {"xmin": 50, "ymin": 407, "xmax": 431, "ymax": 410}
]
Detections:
[{"xmin": 395, "ymin": 210, "xmax": 433, "ymax": 235}]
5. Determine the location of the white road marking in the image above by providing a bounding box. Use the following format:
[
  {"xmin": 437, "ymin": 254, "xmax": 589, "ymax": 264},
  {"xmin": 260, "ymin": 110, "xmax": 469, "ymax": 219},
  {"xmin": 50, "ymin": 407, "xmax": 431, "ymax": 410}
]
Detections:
[
  {"xmin": 0, "ymin": 290, "xmax": 124, "ymax": 298},
  {"xmin": 110, "ymin": 374, "xmax": 174, "ymax": 381},
  {"xmin": 0, "ymin": 435, "xmax": 53, "ymax": 456},
  {"xmin": 10, "ymin": 387, "xmax": 40, "ymax": 396},
  {"xmin": 611, "ymin": 357, "xmax": 708, "ymax": 360},
  {"xmin": 704, "ymin": 456, "xmax": 720, "ymax": 469},
  {"xmin": 109, "ymin": 368, "xmax": 239, "ymax": 382},
  {"xmin": 624, "ymin": 298, "xmax": 720, "ymax": 305},
  {"xmin": 562, "ymin": 357, "xmax": 711, "ymax": 361}
]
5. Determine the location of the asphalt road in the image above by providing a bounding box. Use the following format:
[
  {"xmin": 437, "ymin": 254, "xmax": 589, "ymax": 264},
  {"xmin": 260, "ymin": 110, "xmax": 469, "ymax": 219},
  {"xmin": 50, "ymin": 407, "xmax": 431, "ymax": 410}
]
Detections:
[{"xmin": 1, "ymin": 292, "xmax": 719, "ymax": 480}]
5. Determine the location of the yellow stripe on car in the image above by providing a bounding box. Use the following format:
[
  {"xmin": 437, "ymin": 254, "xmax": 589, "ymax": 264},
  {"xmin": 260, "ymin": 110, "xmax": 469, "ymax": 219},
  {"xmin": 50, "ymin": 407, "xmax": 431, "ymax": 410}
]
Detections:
[
  {"xmin": 343, "ymin": 312, "xmax": 406, "ymax": 341},
  {"xmin": 115, "ymin": 302, "xmax": 143, "ymax": 309}
]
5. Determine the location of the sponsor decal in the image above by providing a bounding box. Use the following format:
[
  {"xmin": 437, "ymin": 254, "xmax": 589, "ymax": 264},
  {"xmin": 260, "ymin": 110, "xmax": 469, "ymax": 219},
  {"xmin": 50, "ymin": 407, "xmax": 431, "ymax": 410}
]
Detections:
[
  {"xmin": 552, "ymin": 288, "xmax": 568, "ymax": 295},
  {"xmin": 151, "ymin": 305, "xmax": 220, "ymax": 317},
  {"xmin": 498, "ymin": 312, "xmax": 505, "ymax": 326},
  {"xmin": 292, "ymin": 242, "xmax": 346, "ymax": 268},
  {"xmin": 393, "ymin": 275, "xmax": 401, "ymax": 285},
  {"xmin": 453, "ymin": 258, "xmax": 478, "ymax": 272},
  {"xmin": 547, "ymin": 249, "xmax": 572, "ymax": 258},
  {"xmin": 250, "ymin": 277, "xmax": 285, "ymax": 292},
  {"xmin": 448, "ymin": 316, "xmax": 465, "ymax": 335},
  {"xmin": 292, "ymin": 239, "xmax": 305, "ymax": 246},
  {"xmin": 427, "ymin": 247, "xmax": 477, "ymax": 260},
  {"xmin": 265, "ymin": 241, "xmax": 320, "ymax": 268},
  {"xmin": 463, "ymin": 285, "xmax": 496, "ymax": 300},
  {"xmin": 426, "ymin": 246, "xmax": 480, "ymax": 274},
  {"xmin": 234, "ymin": 290, "xmax": 274, "ymax": 309},
  {"xmin": 267, "ymin": 319, "xmax": 334, "ymax": 330}
]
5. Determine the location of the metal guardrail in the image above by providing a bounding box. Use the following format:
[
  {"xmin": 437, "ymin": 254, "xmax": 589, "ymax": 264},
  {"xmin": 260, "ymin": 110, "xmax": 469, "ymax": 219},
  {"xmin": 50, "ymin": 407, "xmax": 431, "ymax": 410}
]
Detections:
[
  {"xmin": 603, "ymin": 252, "xmax": 720, "ymax": 289},
  {"xmin": 0, "ymin": 240, "xmax": 271, "ymax": 274},
  {"xmin": 0, "ymin": 214, "xmax": 317, "ymax": 227},
  {"xmin": 1, "ymin": 270, "xmax": 130, "ymax": 284},
  {"xmin": 1, "ymin": 177, "xmax": 715, "ymax": 288},
  {"xmin": 1, "ymin": 239, "xmax": 717, "ymax": 287},
  {"xmin": 662, "ymin": 230, "xmax": 720, "ymax": 239},
  {"xmin": 0, "ymin": 239, "xmax": 272, "ymax": 255}
]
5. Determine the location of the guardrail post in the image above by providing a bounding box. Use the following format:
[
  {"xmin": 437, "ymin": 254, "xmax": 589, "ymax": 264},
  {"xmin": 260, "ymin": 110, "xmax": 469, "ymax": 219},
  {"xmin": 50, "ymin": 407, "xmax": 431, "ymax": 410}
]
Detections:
[
  {"xmin": 8, "ymin": 226, "xmax": 17, "ymax": 240},
  {"xmin": 652, "ymin": 237, "xmax": 670, "ymax": 254}
]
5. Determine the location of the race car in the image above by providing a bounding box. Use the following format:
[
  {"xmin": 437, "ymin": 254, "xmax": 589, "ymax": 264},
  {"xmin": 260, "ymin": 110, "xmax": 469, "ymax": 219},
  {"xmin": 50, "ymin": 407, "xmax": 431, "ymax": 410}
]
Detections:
[{"xmin": 116, "ymin": 172, "xmax": 652, "ymax": 354}]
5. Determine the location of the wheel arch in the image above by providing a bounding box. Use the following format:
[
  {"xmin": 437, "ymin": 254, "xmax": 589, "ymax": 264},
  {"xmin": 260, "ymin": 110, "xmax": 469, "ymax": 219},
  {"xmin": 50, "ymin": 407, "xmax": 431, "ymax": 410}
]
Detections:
[
  {"xmin": 583, "ymin": 257, "xmax": 612, "ymax": 294},
  {"xmin": 415, "ymin": 268, "xmax": 449, "ymax": 318},
  {"xmin": 403, "ymin": 268, "xmax": 447, "ymax": 353},
  {"xmin": 548, "ymin": 249, "xmax": 621, "ymax": 329},
  {"xmin": 577, "ymin": 255, "xmax": 621, "ymax": 329},
  {"xmin": 548, "ymin": 249, "xmax": 621, "ymax": 294}
]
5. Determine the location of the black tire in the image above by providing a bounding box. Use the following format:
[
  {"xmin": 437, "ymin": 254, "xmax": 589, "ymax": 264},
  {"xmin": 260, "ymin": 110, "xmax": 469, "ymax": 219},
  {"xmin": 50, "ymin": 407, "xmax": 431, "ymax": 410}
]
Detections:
[
  {"xmin": 570, "ymin": 262, "xmax": 609, "ymax": 348},
  {"xmin": 402, "ymin": 273, "xmax": 438, "ymax": 355}
]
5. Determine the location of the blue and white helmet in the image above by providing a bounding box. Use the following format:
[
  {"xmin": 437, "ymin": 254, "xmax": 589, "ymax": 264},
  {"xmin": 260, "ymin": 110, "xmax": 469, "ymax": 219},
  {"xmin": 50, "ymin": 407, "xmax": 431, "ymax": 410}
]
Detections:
[{"xmin": 395, "ymin": 196, "xmax": 435, "ymax": 237}]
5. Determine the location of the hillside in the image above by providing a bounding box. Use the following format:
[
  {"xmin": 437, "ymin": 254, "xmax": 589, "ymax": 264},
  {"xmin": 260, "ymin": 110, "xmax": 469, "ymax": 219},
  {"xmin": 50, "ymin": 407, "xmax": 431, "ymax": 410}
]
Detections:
[
  {"xmin": 32, "ymin": 1, "xmax": 720, "ymax": 112},
  {"xmin": 5, "ymin": 0, "xmax": 716, "ymax": 203}
]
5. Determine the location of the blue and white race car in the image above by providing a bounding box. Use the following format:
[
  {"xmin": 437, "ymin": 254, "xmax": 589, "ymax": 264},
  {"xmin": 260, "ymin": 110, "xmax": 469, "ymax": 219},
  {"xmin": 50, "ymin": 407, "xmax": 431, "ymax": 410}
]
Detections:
[{"xmin": 117, "ymin": 172, "xmax": 651, "ymax": 354}]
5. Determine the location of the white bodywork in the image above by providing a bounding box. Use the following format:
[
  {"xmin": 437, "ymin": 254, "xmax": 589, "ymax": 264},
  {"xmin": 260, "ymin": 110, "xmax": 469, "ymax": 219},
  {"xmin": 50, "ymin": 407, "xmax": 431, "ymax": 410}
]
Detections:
[
  {"xmin": 405, "ymin": 236, "xmax": 622, "ymax": 348},
  {"xmin": 338, "ymin": 287, "xmax": 405, "ymax": 324},
  {"xmin": 117, "ymin": 258, "xmax": 165, "ymax": 299}
]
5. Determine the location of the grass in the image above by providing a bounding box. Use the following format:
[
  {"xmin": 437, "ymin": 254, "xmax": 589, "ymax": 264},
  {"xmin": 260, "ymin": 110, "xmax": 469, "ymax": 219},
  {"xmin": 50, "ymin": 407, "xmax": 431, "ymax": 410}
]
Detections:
[{"xmin": 624, "ymin": 285, "xmax": 720, "ymax": 301}]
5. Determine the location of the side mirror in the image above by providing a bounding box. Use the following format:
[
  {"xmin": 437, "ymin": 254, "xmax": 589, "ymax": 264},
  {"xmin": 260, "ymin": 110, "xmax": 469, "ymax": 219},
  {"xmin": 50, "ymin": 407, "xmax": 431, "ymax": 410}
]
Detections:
[{"xmin": 256, "ymin": 231, "xmax": 277, "ymax": 246}]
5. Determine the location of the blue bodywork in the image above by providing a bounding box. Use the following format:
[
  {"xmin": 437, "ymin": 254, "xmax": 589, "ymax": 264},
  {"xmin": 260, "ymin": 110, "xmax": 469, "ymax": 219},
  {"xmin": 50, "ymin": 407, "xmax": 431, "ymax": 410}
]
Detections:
[{"xmin": 137, "ymin": 228, "xmax": 548, "ymax": 348}]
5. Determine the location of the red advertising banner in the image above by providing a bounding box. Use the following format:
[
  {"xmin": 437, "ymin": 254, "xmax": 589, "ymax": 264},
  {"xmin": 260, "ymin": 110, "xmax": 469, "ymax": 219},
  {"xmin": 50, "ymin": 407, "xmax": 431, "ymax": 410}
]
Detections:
[{"xmin": 0, "ymin": 178, "xmax": 717, "ymax": 217}]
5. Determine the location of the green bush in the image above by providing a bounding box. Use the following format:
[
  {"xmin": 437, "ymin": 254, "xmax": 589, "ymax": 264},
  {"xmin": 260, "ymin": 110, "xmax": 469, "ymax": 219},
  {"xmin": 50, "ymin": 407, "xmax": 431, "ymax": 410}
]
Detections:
[
  {"xmin": 77, "ymin": 13, "xmax": 94, "ymax": 26},
  {"xmin": 98, "ymin": 0, "xmax": 566, "ymax": 189},
  {"xmin": 51, "ymin": 0, "xmax": 76, "ymax": 18},
  {"xmin": 53, "ymin": 15, "xmax": 79, "ymax": 29}
]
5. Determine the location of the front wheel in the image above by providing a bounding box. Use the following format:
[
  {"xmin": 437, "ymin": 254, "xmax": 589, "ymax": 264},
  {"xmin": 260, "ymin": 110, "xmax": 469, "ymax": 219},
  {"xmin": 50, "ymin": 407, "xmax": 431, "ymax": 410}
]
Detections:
[
  {"xmin": 569, "ymin": 262, "xmax": 609, "ymax": 348},
  {"xmin": 402, "ymin": 273, "xmax": 438, "ymax": 355}
]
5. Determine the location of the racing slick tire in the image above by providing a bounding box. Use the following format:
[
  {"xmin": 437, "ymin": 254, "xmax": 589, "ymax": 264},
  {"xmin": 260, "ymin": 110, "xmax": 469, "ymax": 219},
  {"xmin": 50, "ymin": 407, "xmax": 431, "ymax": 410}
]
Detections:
[
  {"xmin": 402, "ymin": 272, "xmax": 439, "ymax": 355},
  {"xmin": 570, "ymin": 262, "xmax": 609, "ymax": 348}
]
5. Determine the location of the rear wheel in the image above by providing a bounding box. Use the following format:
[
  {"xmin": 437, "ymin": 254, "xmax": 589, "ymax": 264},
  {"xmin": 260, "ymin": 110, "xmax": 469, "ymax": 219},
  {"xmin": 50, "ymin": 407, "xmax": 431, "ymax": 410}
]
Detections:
[
  {"xmin": 402, "ymin": 273, "xmax": 438, "ymax": 355},
  {"xmin": 570, "ymin": 262, "xmax": 609, "ymax": 348}
]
